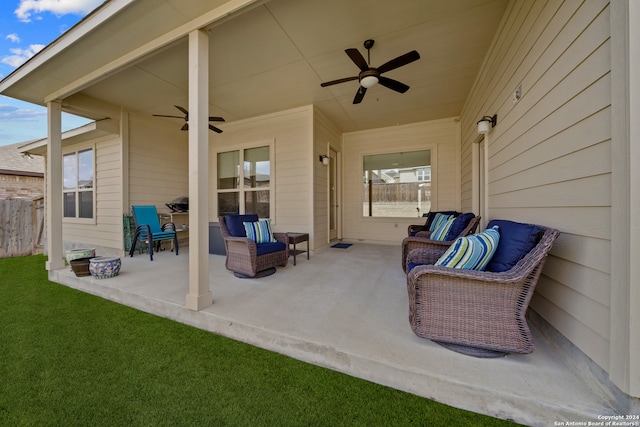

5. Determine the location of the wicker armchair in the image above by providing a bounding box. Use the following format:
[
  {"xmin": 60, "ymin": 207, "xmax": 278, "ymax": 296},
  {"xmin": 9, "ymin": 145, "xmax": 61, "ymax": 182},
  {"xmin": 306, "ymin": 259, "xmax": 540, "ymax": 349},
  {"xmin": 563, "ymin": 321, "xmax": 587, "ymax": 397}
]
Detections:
[
  {"xmin": 407, "ymin": 210, "xmax": 460, "ymax": 236},
  {"xmin": 401, "ymin": 215, "xmax": 480, "ymax": 272},
  {"xmin": 218, "ymin": 215, "xmax": 289, "ymax": 278},
  {"xmin": 406, "ymin": 224, "xmax": 559, "ymax": 357}
]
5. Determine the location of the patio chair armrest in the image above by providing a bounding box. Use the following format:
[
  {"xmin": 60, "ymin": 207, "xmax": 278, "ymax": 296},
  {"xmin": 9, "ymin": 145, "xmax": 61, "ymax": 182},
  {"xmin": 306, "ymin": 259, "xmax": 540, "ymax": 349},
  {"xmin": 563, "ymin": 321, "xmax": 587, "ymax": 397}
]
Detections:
[
  {"xmin": 161, "ymin": 222, "xmax": 176, "ymax": 232},
  {"xmin": 135, "ymin": 224, "xmax": 152, "ymax": 237},
  {"xmin": 413, "ymin": 230, "xmax": 433, "ymax": 239},
  {"xmin": 273, "ymin": 232, "xmax": 288, "ymax": 243},
  {"xmin": 225, "ymin": 235, "xmax": 255, "ymax": 246},
  {"xmin": 225, "ymin": 236, "xmax": 257, "ymax": 257},
  {"xmin": 407, "ymin": 263, "xmax": 529, "ymax": 286},
  {"xmin": 401, "ymin": 236, "xmax": 452, "ymax": 272},
  {"xmin": 405, "ymin": 247, "xmax": 443, "ymax": 268},
  {"xmin": 407, "ymin": 224, "xmax": 427, "ymax": 235}
]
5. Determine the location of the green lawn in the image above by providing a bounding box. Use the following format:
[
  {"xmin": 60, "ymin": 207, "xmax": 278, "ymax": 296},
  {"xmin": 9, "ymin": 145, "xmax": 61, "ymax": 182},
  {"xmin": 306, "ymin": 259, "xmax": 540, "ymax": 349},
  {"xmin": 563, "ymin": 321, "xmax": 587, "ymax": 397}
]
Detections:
[{"xmin": 0, "ymin": 255, "xmax": 516, "ymax": 426}]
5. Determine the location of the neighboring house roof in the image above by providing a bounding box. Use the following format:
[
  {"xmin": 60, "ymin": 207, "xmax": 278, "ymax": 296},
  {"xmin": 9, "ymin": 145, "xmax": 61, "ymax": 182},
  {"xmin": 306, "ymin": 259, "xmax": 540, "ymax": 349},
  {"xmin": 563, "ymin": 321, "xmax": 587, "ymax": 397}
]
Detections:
[{"xmin": 0, "ymin": 142, "xmax": 44, "ymax": 177}]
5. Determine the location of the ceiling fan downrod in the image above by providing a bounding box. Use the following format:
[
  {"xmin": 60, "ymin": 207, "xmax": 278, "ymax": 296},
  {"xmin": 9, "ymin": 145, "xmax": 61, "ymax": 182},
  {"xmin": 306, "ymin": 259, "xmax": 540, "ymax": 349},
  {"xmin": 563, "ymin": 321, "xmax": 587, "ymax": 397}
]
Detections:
[{"xmin": 364, "ymin": 39, "xmax": 374, "ymax": 64}]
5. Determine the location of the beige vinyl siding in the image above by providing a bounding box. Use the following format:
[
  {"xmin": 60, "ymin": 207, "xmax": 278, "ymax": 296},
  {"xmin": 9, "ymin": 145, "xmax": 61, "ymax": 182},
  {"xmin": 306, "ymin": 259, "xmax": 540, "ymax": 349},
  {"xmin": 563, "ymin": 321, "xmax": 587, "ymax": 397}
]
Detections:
[
  {"xmin": 128, "ymin": 115, "xmax": 189, "ymax": 209},
  {"xmin": 460, "ymin": 0, "xmax": 611, "ymax": 368},
  {"xmin": 342, "ymin": 118, "xmax": 460, "ymax": 244},
  {"xmin": 210, "ymin": 106, "xmax": 313, "ymax": 241},
  {"xmin": 312, "ymin": 106, "xmax": 342, "ymax": 249},
  {"xmin": 62, "ymin": 135, "xmax": 122, "ymax": 253}
]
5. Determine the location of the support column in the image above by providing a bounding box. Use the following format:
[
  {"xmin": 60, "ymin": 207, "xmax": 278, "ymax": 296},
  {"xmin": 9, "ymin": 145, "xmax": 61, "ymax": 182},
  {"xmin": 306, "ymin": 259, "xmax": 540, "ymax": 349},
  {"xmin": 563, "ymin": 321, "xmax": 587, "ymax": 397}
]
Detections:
[
  {"xmin": 185, "ymin": 29, "xmax": 213, "ymax": 311},
  {"xmin": 610, "ymin": 0, "xmax": 640, "ymax": 397},
  {"xmin": 45, "ymin": 101, "xmax": 65, "ymax": 270}
]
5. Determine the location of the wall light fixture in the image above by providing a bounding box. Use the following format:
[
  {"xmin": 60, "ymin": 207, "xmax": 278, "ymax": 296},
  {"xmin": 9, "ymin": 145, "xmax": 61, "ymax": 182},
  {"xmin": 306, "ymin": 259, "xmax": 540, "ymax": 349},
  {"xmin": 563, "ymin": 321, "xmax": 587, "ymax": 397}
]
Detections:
[{"xmin": 477, "ymin": 114, "xmax": 498, "ymax": 134}]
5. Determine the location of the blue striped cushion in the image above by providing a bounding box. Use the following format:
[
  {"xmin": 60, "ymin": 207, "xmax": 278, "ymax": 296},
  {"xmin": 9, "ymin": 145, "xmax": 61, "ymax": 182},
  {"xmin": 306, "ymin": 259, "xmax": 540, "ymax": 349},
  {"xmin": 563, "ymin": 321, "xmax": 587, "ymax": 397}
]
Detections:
[
  {"xmin": 435, "ymin": 226, "xmax": 500, "ymax": 271},
  {"xmin": 430, "ymin": 216, "xmax": 456, "ymax": 241},
  {"xmin": 429, "ymin": 213, "xmax": 454, "ymax": 232},
  {"xmin": 243, "ymin": 219, "xmax": 276, "ymax": 244}
]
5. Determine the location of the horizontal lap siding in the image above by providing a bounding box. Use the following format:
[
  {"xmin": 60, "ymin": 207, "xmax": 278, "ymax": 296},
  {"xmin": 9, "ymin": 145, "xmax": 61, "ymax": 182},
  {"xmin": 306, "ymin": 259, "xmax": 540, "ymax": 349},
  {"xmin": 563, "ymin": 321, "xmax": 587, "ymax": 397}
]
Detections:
[
  {"xmin": 343, "ymin": 119, "xmax": 460, "ymax": 243},
  {"xmin": 63, "ymin": 136, "xmax": 122, "ymax": 251},
  {"xmin": 209, "ymin": 106, "xmax": 312, "ymax": 235},
  {"xmin": 460, "ymin": 0, "xmax": 611, "ymax": 368},
  {"xmin": 128, "ymin": 116, "xmax": 189, "ymax": 209}
]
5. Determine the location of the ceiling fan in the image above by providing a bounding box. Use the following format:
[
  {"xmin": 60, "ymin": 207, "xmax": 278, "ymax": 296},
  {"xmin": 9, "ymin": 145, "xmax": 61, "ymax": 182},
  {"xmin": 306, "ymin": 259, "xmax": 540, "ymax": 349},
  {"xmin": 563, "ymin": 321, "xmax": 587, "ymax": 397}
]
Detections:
[
  {"xmin": 153, "ymin": 105, "xmax": 225, "ymax": 133},
  {"xmin": 320, "ymin": 39, "xmax": 420, "ymax": 104}
]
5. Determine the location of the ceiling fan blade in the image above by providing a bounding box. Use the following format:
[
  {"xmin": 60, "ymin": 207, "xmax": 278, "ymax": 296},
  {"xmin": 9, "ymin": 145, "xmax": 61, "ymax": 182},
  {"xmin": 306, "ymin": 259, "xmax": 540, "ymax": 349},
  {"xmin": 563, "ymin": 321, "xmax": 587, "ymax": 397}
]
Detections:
[
  {"xmin": 174, "ymin": 105, "xmax": 189, "ymax": 116},
  {"xmin": 209, "ymin": 116, "xmax": 225, "ymax": 122},
  {"xmin": 353, "ymin": 86, "xmax": 367, "ymax": 104},
  {"xmin": 181, "ymin": 123, "xmax": 188, "ymax": 131},
  {"xmin": 320, "ymin": 76, "xmax": 359, "ymax": 87},
  {"xmin": 346, "ymin": 48, "xmax": 369, "ymax": 71},
  {"xmin": 153, "ymin": 114, "xmax": 183, "ymax": 119},
  {"xmin": 379, "ymin": 76, "xmax": 410, "ymax": 94},
  {"xmin": 209, "ymin": 124, "xmax": 223, "ymax": 133},
  {"xmin": 377, "ymin": 50, "xmax": 420, "ymax": 74}
]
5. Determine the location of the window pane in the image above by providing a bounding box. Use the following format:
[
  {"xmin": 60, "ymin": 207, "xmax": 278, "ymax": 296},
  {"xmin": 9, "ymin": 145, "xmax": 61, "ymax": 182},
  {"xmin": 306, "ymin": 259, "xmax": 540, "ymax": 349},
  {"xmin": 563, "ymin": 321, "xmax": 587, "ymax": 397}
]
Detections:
[
  {"xmin": 78, "ymin": 149, "xmax": 94, "ymax": 189},
  {"xmin": 63, "ymin": 193, "xmax": 76, "ymax": 217},
  {"xmin": 63, "ymin": 153, "xmax": 77, "ymax": 190},
  {"xmin": 218, "ymin": 193, "xmax": 239, "ymax": 216},
  {"xmin": 78, "ymin": 191, "xmax": 93, "ymax": 218},
  {"xmin": 363, "ymin": 150, "xmax": 431, "ymax": 217},
  {"xmin": 245, "ymin": 190, "xmax": 270, "ymax": 218},
  {"xmin": 244, "ymin": 146, "xmax": 270, "ymax": 188},
  {"xmin": 217, "ymin": 151, "xmax": 239, "ymax": 189}
]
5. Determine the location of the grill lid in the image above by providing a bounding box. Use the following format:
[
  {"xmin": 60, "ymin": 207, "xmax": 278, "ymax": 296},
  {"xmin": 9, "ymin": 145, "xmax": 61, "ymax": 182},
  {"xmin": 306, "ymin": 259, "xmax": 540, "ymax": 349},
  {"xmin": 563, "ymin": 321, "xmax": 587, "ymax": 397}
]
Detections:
[{"xmin": 166, "ymin": 196, "xmax": 188, "ymax": 212}]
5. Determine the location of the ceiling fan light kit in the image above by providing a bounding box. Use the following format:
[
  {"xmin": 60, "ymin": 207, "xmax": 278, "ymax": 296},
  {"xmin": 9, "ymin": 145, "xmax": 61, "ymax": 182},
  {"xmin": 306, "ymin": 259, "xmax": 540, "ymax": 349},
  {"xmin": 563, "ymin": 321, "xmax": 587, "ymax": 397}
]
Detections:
[
  {"xmin": 360, "ymin": 72, "xmax": 379, "ymax": 89},
  {"xmin": 320, "ymin": 39, "xmax": 420, "ymax": 104}
]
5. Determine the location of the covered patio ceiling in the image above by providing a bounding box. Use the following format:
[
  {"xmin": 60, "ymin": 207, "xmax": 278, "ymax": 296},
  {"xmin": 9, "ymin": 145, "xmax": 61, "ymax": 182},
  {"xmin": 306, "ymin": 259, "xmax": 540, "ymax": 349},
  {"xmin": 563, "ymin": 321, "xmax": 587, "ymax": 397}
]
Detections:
[{"xmin": 1, "ymin": 0, "xmax": 509, "ymax": 133}]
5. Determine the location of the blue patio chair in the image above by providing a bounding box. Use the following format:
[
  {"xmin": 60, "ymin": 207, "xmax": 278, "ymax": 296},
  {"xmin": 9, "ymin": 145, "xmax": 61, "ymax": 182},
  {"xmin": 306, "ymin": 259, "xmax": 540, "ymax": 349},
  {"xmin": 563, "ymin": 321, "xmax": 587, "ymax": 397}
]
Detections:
[{"xmin": 129, "ymin": 205, "xmax": 179, "ymax": 261}]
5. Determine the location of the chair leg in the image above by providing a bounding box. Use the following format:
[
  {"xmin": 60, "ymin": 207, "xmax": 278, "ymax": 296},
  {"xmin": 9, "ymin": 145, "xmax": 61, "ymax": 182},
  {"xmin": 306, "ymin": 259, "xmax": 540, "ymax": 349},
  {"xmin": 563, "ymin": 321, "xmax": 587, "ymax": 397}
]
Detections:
[
  {"xmin": 174, "ymin": 235, "xmax": 179, "ymax": 256},
  {"xmin": 148, "ymin": 236, "xmax": 154, "ymax": 261},
  {"xmin": 129, "ymin": 232, "xmax": 139, "ymax": 257}
]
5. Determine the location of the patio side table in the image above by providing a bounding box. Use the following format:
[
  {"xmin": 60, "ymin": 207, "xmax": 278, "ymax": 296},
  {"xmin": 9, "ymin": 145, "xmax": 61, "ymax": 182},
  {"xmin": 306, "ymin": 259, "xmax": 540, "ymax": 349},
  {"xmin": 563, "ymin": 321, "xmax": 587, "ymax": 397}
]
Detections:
[{"xmin": 287, "ymin": 232, "xmax": 309, "ymax": 266}]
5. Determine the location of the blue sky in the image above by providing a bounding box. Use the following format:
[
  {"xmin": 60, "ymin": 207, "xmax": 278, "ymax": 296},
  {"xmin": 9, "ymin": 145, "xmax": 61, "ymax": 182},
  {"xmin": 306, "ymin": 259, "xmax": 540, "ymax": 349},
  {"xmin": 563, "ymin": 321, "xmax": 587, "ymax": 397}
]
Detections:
[{"xmin": 0, "ymin": 0, "xmax": 103, "ymax": 146}]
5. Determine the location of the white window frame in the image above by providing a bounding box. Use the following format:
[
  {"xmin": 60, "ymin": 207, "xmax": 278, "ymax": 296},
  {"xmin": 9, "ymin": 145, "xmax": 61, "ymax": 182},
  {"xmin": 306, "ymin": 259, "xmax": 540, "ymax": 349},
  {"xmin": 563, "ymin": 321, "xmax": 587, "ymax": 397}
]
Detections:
[
  {"xmin": 62, "ymin": 145, "xmax": 96, "ymax": 224},
  {"xmin": 215, "ymin": 139, "xmax": 275, "ymax": 221},
  {"xmin": 361, "ymin": 146, "xmax": 437, "ymax": 219}
]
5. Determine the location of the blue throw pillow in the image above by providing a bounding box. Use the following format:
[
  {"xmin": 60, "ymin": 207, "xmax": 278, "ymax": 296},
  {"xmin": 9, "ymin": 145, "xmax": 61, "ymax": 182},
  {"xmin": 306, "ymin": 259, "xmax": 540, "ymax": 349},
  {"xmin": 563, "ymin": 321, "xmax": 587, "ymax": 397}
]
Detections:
[
  {"xmin": 244, "ymin": 219, "xmax": 276, "ymax": 244},
  {"xmin": 430, "ymin": 216, "xmax": 455, "ymax": 241},
  {"xmin": 435, "ymin": 226, "xmax": 500, "ymax": 271},
  {"xmin": 444, "ymin": 212, "xmax": 476, "ymax": 241},
  {"xmin": 485, "ymin": 220, "xmax": 543, "ymax": 272},
  {"xmin": 225, "ymin": 214, "xmax": 259, "ymax": 237},
  {"xmin": 425, "ymin": 210, "xmax": 459, "ymax": 230},
  {"xmin": 429, "ymin": 213, "xmax": 454, "ymax": 232}
]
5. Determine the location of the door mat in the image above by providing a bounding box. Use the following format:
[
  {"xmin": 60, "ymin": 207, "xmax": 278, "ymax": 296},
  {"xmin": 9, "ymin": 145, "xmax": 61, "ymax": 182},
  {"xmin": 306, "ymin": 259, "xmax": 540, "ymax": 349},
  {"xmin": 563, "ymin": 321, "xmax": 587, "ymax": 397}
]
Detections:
[{"xmin": 331, "ymin": 243, "xmax": 352, "ymax": 249}]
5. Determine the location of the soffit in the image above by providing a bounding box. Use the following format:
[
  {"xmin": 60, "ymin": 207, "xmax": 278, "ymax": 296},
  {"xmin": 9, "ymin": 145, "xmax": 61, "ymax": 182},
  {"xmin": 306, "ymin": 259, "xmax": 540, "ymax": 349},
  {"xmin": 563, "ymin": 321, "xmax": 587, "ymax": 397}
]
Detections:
[{"xmin": 3, "ymin": 0, "xmax": 509, "ymax": 132}]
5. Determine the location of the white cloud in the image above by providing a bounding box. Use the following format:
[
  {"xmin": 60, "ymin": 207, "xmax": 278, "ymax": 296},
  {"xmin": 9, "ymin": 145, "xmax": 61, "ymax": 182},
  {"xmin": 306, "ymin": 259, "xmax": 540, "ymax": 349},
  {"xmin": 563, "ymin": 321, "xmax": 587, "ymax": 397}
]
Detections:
[
  {"xmin": 1, "ymin": 44, "xmax": 46, "ymax": 68},
  {"xmin": 0, "ymin": 103, "xmax": 46, "ymax": 121},
  {"xmin": 15, "ymin": 0, "xmax": 103, "ymax": 22},
  {"xmin": 6, "ymin": 34, "xmax": 21, "ymax": 43}
]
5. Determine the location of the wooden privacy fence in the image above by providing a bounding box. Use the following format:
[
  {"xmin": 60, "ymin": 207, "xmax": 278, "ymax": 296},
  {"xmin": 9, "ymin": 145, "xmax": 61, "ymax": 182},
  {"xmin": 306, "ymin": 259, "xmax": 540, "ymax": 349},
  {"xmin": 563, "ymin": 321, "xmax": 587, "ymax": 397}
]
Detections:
[
  {"xmin": 0, "ymin": 197, "xmax": 44, "ymax": 258},
  {"xmin": 363, "ymin": 182, "xmax": 431, "ymax": 202}
]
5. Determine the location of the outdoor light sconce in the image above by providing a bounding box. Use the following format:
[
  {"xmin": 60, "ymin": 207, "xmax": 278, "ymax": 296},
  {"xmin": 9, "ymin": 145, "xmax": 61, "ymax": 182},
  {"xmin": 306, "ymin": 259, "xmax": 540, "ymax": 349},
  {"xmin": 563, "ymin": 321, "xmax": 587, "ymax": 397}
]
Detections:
[
  {"xmin": 477, "ymin": 114, "xmax": 498, "ymax": 134},
  {"xmin": 319, "ymin": 154, "xmax": 330, "ymax": 166}
]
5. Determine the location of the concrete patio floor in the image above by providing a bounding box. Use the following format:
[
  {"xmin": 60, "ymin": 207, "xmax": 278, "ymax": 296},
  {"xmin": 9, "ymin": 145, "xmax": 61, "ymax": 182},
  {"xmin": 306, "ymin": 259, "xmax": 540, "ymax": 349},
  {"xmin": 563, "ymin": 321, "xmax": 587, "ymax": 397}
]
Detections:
[{"xmin": 51, "ymin": 243, "xmax": 633, "ymax": 426}]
